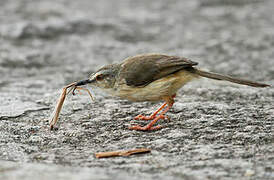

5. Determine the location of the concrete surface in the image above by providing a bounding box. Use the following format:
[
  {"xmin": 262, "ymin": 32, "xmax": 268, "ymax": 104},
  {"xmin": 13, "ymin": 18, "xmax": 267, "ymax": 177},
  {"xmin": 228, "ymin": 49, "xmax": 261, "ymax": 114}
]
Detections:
[{"xmin": 0, "ymin": 0, "xmax": 273, "ymax": 179}]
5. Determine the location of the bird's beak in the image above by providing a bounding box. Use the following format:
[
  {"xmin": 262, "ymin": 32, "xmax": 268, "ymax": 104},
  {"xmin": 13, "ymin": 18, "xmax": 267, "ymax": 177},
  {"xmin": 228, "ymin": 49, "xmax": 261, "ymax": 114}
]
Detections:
[{"xmin": 74, "ymin": 78, "xmax": 95, "ymax": 87}]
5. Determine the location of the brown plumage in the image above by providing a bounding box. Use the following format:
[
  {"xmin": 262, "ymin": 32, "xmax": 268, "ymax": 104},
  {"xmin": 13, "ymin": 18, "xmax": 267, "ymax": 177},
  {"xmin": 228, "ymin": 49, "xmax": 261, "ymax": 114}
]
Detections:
[
  {"xmin": 71, "ymin": 53, "xmax": 270, "ymax": 131},
  {"xmin": 191, "ymin": 68, "xmax": 269, "ymax": 87},
  {"xmin": 119, "ymin": 54, "xmax": 198, "ymax": 87}
]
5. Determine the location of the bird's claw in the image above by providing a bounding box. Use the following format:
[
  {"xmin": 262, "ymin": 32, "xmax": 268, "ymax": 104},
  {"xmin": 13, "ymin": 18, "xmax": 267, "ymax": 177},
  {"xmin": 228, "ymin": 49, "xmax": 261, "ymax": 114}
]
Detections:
[
  {"xmin": 134, "ymin": 114, "xmax": 154, "ymax": 120},
  {"xmin": 129, "ymin": 125, "xmax": 162, "ymax": 131},
  {"xmin": 134, "ymin": 114, "xmax": 167, "ymax": 120}
]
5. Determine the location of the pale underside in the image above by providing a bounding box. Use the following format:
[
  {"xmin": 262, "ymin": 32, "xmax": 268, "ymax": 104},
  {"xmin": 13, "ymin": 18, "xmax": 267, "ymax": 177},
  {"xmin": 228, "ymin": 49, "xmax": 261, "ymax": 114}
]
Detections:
[{"xmin": 103, "ymin": 70, "xmax": 199, "ymax": 102}]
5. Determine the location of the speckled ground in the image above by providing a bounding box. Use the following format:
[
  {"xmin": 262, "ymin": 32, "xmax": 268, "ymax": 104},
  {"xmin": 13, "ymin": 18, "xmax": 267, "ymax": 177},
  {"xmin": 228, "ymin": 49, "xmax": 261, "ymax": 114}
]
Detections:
[{"xmin": 0, "ymin": 0, "xmax": 273, "ymax": 179}]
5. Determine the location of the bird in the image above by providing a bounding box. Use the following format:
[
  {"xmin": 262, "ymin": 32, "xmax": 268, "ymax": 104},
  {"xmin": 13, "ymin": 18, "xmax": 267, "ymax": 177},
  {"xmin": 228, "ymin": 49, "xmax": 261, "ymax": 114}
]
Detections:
[{"xmin": 73, "ymin": 53, "xmax": 270, "ymax": 131}]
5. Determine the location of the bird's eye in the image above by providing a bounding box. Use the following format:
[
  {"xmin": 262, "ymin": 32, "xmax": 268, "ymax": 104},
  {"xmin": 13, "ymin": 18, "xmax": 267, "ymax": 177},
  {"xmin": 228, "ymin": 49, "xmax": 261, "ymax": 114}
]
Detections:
[{"xmin": 96, "ymin": 74, "xmax": 104, "ymax": 81}]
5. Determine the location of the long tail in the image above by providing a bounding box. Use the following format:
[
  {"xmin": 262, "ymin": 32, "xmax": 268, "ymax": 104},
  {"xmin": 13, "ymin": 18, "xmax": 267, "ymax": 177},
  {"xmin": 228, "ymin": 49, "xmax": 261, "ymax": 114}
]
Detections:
[{"xmin": 192, "ymin": 68, "xmax": 270, "ymax": 88}]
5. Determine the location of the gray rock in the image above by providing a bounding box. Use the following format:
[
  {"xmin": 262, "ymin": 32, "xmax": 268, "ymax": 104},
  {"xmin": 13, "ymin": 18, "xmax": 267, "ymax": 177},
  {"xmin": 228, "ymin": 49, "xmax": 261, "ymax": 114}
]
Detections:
[{"xmin": 0, "ymin": 0, "xmax": 273, "ymax": 179}]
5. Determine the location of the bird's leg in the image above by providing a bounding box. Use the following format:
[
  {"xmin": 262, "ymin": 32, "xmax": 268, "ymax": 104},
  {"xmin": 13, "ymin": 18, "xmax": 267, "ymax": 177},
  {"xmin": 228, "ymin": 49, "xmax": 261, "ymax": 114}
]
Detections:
[
  {"xmin": 134, "ymin": 103, "xmax": 167, "ymax": 120},
  {"xmin": 134, "ymin": 94, "xmax": 176, "ymax": 121},
  {"xmin": 129, "ymin": 95, "xmax": 175, "ymax": 131}
]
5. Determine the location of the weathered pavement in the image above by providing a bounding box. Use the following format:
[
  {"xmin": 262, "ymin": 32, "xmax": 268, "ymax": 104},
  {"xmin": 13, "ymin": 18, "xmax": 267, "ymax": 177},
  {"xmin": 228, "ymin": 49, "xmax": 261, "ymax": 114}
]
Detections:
[{"xmin": 0, "ymin": 0, "xmax": 273, "ymax": 179}]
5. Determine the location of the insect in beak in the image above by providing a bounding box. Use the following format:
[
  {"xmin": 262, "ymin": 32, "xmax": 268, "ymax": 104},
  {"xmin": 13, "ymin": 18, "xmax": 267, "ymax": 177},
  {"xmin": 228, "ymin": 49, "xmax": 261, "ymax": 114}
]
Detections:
[
  {"xmin": 49, "ymin": 79, "xmax": 94, "ymax": 130},
  {"xmin": 70, "ymin": 79, "xmax": 95, "ymax": 95}
]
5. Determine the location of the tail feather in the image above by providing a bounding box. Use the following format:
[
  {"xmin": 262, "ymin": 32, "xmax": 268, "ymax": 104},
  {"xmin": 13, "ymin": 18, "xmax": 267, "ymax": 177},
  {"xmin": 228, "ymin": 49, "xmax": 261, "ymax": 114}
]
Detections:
[{"xmin": 192, "ymin": 68, "xmax": 270, "ymax": 88}]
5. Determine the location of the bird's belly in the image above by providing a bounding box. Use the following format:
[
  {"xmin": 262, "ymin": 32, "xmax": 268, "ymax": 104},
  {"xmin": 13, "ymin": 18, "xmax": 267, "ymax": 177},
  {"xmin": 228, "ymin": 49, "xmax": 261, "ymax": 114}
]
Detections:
[{"xmin": 113, "ymin": 70, "xmax": 197, "ymax": 102}]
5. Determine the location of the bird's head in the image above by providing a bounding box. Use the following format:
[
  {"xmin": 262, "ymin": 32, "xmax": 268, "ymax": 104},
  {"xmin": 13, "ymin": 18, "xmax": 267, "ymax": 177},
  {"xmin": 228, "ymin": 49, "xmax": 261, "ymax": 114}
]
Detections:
[{"xmin": 75, "ymin": 64, "xmax": 121, "ymax": 89}]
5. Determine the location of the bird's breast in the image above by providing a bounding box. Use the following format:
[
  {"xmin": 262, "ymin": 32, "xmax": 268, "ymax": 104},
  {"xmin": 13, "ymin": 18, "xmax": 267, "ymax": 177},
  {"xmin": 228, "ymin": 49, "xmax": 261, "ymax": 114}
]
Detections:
[{"xmin": 109, "ymin": 70, "xmax": 198, "ymax": 102}]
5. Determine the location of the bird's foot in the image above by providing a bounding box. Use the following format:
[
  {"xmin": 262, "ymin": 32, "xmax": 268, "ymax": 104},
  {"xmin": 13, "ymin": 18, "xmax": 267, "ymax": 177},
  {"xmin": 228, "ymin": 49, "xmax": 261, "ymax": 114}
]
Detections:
[
  {"xmin": 130, "ymin": 114, "xmax": 166, "ymax": 131},
  {"xmin": 134, "ymin": 114, "xmax": 167, "ymax": 121},
  {"xmin": 129, "ymin": 125, "xmax": 162, "ymax": 131}
]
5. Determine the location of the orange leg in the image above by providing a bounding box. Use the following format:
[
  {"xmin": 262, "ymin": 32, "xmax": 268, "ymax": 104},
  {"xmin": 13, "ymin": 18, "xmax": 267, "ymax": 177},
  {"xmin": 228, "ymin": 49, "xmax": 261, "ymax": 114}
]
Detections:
[
  {"xmin": 129, "ymin": 95, "xmax": 175, "ymax": 131},
  {"xmin": 134, "ymin": 94, "xmax": 176, "ymax": 121},
  {"xmin": 134, "ymin": 102, "xmax": 167, "ymax": 120},
  {"xmin": 129, "ymin": 104, "xmax": 173, "ymax": 131}
]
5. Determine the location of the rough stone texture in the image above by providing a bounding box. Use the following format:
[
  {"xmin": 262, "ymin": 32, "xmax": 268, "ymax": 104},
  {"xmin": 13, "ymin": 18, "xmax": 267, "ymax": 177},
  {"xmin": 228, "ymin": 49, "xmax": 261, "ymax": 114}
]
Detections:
[{"xmin": 0, "ymin": 0, "xmax": 273, "ymax": 179}]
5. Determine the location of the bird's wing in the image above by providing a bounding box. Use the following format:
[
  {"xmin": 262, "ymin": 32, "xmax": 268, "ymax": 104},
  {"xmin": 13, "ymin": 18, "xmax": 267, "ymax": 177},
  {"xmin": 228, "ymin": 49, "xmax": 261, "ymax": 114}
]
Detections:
[{"xmin": 119, "ymin": 54, "xmax": 198, "ymax": 87}]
